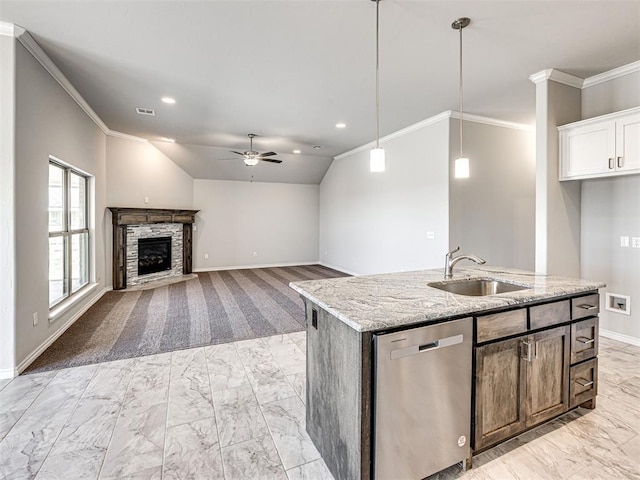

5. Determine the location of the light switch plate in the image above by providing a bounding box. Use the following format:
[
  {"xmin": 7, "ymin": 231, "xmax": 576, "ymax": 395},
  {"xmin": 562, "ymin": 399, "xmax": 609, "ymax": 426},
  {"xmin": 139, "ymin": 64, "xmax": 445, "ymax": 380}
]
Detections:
[
  {"xmin": 632, "ymin": 237, "xmax": 640, "ymax": 248},
  {"xmin": 620, "ymin": 236, "xmax": 630, "ymax": 247}
]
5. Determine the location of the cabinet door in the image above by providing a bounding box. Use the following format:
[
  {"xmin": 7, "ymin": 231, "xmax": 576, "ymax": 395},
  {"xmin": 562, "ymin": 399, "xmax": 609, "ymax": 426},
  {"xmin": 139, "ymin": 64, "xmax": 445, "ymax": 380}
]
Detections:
[
  {"xmin": 561, "ymin": 122, "xmax": 615, "ymax": 179},
  {"xmin": 526, "ymin": 326, "xmax": 570, "ymax": 427},
  {"xmin": 616, "ymin": 112, "xmax": 640, "ymax": 172},
  {"xmin": 474, "ymin": 337, "xmax": 527, "ymax": 451}
]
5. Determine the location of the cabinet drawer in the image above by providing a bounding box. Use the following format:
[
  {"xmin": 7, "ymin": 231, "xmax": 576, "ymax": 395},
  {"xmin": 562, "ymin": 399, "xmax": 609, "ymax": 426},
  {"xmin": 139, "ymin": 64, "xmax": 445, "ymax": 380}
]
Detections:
[
  {"xmin": 476, "ymin": 309, "xmax": 527, "ymax": 344},
  {"xmin": 570, "ymin": 358, "xmax": 598, "ymax": 408},
  {"xmin": 571, "ymin": 294, "xmax": 600, "ymax": 320},
  {"xmin": 571, "ymin": 317, "xmax": 599, "ymax": 364},
  {"xmin": 530, "ymin": 300, "xmax": 570, "ymax": 330}
]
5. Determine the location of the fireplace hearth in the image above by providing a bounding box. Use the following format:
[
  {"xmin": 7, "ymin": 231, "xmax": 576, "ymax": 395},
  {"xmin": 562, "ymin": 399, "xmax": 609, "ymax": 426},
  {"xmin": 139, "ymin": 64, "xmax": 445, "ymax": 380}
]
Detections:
[{"xmin": 138, "ymin": 237, "xmax": 171, "ymax": 276}]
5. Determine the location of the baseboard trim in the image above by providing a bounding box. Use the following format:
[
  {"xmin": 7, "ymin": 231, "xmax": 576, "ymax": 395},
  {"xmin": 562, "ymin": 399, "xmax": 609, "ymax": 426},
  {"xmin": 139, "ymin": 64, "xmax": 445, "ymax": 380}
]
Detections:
[
  {"xmin": 193, "ymin": 261, "xmax": 321, "ymax": 273},
  {"xmin": 15, "ymin": 286, "xmax": 112, "ymax": 376},
  {"xmin": 318, "ymin": 262, "xmax": 361, "ymax": 277},
  {"xmin": 600, "ymin": 328, "xmax": 640, "ymax": 347}
]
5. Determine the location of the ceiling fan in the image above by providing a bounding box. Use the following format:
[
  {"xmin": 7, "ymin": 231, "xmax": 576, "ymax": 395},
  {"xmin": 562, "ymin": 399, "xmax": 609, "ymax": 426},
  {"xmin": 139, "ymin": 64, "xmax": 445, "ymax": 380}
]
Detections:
[{"xmin": 227, "ymin": 134, "xmax": 283, "ymax": 166}]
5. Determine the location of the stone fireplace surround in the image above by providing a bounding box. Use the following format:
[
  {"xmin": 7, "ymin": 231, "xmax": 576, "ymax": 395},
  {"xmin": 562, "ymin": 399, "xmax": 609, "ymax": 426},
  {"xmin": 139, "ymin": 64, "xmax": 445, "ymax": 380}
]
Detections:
[{"xmin": 109, "ymin": 207, "xmax": 199, "ymax": 290}]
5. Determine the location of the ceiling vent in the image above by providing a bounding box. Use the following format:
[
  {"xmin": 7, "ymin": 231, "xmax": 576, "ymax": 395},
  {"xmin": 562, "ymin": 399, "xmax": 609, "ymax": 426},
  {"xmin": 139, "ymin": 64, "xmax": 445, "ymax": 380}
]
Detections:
[{"xmin": 136, "ymin": 107, "xmax": 155, "ymax": 116}]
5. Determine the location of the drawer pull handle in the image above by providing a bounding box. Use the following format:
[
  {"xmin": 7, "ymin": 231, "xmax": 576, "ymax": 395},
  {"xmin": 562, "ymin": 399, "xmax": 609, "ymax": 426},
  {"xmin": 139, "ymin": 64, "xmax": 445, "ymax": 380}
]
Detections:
[
  {"xmin": 617, "ymin": 156, "xmax": 624, "ymax": 168},
  {"xmin": 577, "ymin": 336, "xmax": 595, "ymax": 345},
  {"xmin": 609, "ymin": 158, "xmax": 614, "ymax": 169},
  {"xmin": 576, "ymin": 378, "xmax": 594, "ymax": 387},
  {"xmin": 577, "ymin": 304, "xmax": 597, "ymax": 310}
]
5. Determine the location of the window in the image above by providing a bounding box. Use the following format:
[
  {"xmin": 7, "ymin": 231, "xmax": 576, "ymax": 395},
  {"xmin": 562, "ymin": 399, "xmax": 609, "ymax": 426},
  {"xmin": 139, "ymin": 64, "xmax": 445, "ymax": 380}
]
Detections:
[{"xmin": 48, "ymin": 160, "xmax": 89, "ymax": 308}]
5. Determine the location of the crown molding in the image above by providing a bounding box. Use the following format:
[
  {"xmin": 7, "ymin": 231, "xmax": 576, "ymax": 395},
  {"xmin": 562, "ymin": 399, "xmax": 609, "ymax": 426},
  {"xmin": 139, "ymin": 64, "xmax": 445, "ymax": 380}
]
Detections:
[
  {"xmin": 335, "ymin": 111, "xmax": 532, "ymax": 160},
  {"xmin": 529, "ymin": 68, "xmax": 584, "ymax": 88},
  {"xmin": 107, "ymin": 130, "xmax": 149, "ymax": 143},
  {"xmin": 13, "ymin": 27, "xmax": 111, "ymax": 135},
  {"xmin": 4, "ymin": 23, "xmax": 150, "ymax": 143},
  {"xmin": 0, "ymin": 21, "xmax": 16, "ymax": 37},
  {"xmin": 449, "ymin": 111, "xmax": 534, "ymax": 131},
  {"xmin": 583, "ymin": 60, "xmax": 640, "ymax": 88}
]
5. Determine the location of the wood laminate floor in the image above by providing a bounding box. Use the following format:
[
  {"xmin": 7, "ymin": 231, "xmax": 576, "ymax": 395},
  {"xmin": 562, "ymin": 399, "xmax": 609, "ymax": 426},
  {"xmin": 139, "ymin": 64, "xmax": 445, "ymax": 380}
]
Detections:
[{"xmin": 0, "ymin": 335, "xmax": 638, "ymax": 480}]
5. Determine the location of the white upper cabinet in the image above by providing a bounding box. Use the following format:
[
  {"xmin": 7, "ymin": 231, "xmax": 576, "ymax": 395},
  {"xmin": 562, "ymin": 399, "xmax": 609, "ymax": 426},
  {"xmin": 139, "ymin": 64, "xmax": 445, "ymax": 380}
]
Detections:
[{"xmin": 559, "ymin": 107, "xmax": 640, "ymax": 181}]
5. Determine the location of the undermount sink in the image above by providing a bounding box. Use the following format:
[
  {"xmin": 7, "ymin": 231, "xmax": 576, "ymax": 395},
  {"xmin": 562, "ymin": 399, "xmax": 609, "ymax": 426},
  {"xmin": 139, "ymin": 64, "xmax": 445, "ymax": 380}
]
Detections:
[{"xmin": 428, "ymin": 278, "xmax": 530, "ymax": 296}]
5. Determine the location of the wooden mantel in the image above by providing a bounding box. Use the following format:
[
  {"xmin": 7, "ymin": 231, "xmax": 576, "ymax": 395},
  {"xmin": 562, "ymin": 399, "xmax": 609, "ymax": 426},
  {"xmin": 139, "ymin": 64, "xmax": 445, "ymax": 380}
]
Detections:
[{"xmin": 108, "ymin": 207, "xmax": 199, "ymax": 290}]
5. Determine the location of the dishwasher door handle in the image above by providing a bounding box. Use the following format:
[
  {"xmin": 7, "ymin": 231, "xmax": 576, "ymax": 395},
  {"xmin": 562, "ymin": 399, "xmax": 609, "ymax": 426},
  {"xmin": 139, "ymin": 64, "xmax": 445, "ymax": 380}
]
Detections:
[{"xmin": 390, "ymin": 334, "xmax": 464, "ymax": 360}]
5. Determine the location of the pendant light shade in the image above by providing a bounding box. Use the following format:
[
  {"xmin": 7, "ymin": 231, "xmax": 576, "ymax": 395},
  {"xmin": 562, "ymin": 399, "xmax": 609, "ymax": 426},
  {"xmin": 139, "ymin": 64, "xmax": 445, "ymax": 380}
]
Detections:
[
  {"xmin": 452, "ymin": 17, "xmax": 470, "ymax": 179},
  {"xmin": 370, "ymin": 0, "xmax": 385, "ymax": 172}
]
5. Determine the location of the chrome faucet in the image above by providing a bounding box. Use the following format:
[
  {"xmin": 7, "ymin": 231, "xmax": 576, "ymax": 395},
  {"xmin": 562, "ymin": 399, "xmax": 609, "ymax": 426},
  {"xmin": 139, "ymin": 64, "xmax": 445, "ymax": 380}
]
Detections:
[{"xmin": 444, "ymin": 246, "xmax": 486, "ymax": 279}]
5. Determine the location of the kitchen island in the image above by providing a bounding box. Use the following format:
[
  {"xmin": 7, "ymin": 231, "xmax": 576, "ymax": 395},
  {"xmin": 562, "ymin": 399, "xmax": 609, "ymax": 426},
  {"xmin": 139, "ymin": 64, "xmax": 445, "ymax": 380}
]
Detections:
[{"xmin": 290, "ymin": 266, "xmax": 605, "ymax": 480}]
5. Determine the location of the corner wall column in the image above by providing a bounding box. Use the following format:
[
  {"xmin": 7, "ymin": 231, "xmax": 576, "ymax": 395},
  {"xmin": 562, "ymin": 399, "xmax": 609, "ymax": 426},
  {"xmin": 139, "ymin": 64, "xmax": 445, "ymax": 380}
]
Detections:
[{"xmin": 531, "ymin": 70, "xmax": 583, "ymax": 277}]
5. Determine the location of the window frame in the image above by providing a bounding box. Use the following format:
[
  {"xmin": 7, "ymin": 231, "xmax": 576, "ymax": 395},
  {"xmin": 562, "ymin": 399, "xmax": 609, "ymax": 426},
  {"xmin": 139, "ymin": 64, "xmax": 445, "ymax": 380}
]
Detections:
[{"xmin": 48, "ymin": 158, "xmax": 90, "ymax": 309}]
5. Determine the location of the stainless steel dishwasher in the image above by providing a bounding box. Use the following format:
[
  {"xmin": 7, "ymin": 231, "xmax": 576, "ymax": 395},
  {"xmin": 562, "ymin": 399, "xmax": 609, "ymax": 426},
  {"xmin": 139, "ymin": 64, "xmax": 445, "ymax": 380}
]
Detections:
[{"xmin": 373, "ymin": 317, "xmax": 473, "ymax": 480}]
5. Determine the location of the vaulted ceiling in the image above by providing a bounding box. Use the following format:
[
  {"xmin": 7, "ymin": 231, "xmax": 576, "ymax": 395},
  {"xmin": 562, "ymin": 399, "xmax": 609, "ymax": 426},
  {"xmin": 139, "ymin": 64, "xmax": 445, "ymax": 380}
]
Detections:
[{"xmin": 2, "ymin": 0, "xmax": 639, "ymax": 184}]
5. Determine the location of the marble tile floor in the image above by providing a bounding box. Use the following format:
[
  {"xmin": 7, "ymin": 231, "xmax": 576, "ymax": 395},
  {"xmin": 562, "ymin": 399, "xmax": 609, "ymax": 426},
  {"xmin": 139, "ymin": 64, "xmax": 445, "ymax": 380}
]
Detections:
[{"xmin": 0, "ymin": 334, "xmax": 637, "ymax": 480}]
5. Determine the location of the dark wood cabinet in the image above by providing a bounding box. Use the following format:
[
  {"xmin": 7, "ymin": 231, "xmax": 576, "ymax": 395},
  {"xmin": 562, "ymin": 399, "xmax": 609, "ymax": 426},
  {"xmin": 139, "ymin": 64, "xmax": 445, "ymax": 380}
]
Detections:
[
  {"xmin": 473, "ymin": 292, "xmax": 600, "ymax": 452},
  {"xmin": 474, "ymin": 325, "xmax": 570, "ymax": 450},
  {"xmin": 525, "ymin": 326, "xmax": 570, "ymax": 426},
  {"xmin": 474, "ymin": 337, "xmax": 527, "ymax": 450}
]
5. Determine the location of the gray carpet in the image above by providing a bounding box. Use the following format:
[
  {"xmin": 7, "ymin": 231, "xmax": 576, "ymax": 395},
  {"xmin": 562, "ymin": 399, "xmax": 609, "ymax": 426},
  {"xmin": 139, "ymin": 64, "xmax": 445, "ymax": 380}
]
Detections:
[{"xmin": 26, "ymin": 265, "xmax": 347, "ymax": 373}]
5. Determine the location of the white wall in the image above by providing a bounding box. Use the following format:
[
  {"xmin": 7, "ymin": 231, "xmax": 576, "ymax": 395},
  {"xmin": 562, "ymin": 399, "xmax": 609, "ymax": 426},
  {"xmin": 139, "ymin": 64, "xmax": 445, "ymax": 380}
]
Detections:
[
  {"xmin": 319, "ymin": 118, "xmax": 450, "ymax": 275},
  {"xmin": 106, "ymin": 136, "xmax": 193, "ymax": 209},
  {"xmin": 193, "ymin": 179, "xmax": 319, "ymax": 270},
  {"xmin": 13, "ymin": 40, "xmax": 108, "ymax": 370},
  {"xmin": 449, "ymin": 120, "xmax": 536, "ymax": 270},
  {"xmin": 580, "ymin": 69, "xmax": 640, "ymax": 343},
  {"xmin": 0, "ymin": 33, "xmax": 17, "ymax": 376}
]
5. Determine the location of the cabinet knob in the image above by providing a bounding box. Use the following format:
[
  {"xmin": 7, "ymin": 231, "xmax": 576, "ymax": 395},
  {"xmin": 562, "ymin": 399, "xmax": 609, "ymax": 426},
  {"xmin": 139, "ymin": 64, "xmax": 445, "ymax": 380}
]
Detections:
[
  {"xmin": 617, "ymin": 156, "xmax": 624, "ymax": 168},
  {"xmin": 608, "ymin": 158, "xmax": 615, "ymax": 169}
]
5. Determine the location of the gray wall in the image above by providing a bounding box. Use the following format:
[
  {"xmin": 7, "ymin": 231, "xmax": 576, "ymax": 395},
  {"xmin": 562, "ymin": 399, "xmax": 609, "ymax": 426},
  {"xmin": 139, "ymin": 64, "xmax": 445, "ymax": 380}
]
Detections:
[
  {"xmin": 534, "ymin": 79, "xmax": 582, "ymax": 276},
  {"xmin": 582, "ymin": 71, "xmax": 640, "ymax": 119},
  {"xmin": 106, "ymin": 136, "xmax": 194, "ymax": 209},
  {"xmin": 449, "ymin": 119, "xmax": 536, "ymax": 270},
  {"xmin": 0, "ymin": 34, "xmax": 17, "ymax": 375},
  {"xmin": 580, "ymin": 71, "xmax": 640, "ymax": 342},
  {"xmin": 193, "ymin": 179, "xmax": 319, "ymax": 270},
  {"xmin": 319, "ymin": 119, "xmax": 450, "ymax": 275},
  {"xmin": 14, "ymin": 41, "xmax": 108, "ymax": 368}
]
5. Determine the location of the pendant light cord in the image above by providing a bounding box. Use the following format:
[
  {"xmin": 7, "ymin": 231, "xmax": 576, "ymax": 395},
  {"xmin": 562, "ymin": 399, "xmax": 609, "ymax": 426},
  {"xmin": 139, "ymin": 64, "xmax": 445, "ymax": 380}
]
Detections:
[
  {"xmin": 375, "ymin": 0, "xmax": 380, "ymax": 149},
  {"xmin": 459, "ymin": 24, "xmax": 463, "ymax": 159}
]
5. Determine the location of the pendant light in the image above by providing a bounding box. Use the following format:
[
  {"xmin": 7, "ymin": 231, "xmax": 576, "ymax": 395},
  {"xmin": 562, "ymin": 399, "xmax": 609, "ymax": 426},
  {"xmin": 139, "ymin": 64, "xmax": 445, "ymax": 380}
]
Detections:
[
  {"xmin": 370, "ymin": 0, "xmax": 385, "ymax": 173},
  {"xmin": 452, "ymin": 17, "xmax": 471, "ymax": 178}
]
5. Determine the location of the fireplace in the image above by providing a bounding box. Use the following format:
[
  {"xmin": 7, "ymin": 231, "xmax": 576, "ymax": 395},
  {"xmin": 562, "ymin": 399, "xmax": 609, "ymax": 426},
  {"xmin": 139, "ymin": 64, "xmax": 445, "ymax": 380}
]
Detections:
[
  {"xmin": 109, "ymin": 208, "xmax": 199, "ymax": 290},
  {"xmin": 138, "ymin": 237, "xmax": 172, "ymax": 276}
]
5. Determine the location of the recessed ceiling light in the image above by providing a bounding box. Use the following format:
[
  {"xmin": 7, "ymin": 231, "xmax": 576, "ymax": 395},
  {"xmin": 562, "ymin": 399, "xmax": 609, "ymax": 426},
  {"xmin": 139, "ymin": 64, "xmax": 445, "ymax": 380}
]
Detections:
[
  {"xmin": 293, "ymin": 150, "xmax": 301, "ymax": 154},
  {"xmin": 161, "ymin": 97, "xmax": 176, "ymax": 104},
  {"xmin": 336, "ymin": 123, "xmax": 347, "ymax": 128},
  {"xmin": 162, "ymin": 137, "xmax": 176, "ymax": 143}
]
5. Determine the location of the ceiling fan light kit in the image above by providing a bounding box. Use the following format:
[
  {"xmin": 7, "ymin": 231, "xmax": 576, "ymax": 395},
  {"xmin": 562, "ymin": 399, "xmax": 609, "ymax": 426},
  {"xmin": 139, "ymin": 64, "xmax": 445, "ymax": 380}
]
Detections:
[
  {"xmin": 370, "ymin": 0, "xmax": 385, "ymax": 173},
  {"xmin": 452, "ymin": 17, "xmax": 471, "ymax": 179},
  {"xmin": 226, "ymin": 133, "xmax": 283, "ymax": 167}
]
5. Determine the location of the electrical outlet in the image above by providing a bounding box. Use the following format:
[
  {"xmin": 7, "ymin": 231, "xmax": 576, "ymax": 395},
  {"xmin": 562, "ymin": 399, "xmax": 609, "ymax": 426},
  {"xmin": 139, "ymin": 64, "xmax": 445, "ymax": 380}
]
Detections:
[
  {"xmin": 144, "ymin": 196, "xmax": 149, "ymax": 204},
  {"xmin": 193, "ymin": 224, "xmax": 197, "ymax": 231},
  {"xmin": 620, "ymin": 236, "xmax": 630, "ymax": 247},
  {"xmin": 427, "ymin": 231, "xmax": 435, "ymax": 239},
  {"xmin": 33, "ymin": 312, "xmax": 38, "ymax": 326},
  {"xmin": 253, "ymin": 251, "xmax": 258, "ymax": 257},
  {"xmin": 632, "ymin": 237, "xmax": 640, "ymax": 248},
  {"xmin": 204, "ymin": 253, "xmax": 209, "ymax": 259}
]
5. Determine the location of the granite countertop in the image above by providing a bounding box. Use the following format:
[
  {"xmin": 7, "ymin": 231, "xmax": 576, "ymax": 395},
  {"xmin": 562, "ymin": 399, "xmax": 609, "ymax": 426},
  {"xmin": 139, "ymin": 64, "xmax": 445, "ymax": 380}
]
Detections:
[{"xmin": 289, "ymin": 266, "xmax": 605, "ymax": 333}]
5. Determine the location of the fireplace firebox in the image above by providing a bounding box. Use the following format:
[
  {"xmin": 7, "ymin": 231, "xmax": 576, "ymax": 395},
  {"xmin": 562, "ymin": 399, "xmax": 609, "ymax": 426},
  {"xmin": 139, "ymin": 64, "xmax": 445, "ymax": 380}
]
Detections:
[{"xmin": 138, "ymin": 237, "xmax": 172, "ymax": 276}]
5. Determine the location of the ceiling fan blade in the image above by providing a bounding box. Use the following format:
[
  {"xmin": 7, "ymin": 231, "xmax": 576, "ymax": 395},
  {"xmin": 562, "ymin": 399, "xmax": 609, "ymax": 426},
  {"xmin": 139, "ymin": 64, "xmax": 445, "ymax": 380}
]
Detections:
[
  {"xmin": 230, "ymin": 150, "xmax": 246, "ymax": 156},
  {"xmin": 260, "ymin": 158, "xmax": 283, "ymax": 164},
  {"xmin": 259, "ymin": 152, "xmax": 278, "ymax": 157},
  {"xmin": 216, "ymin": 158, "xmax": 240, "ymax": 161}
]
